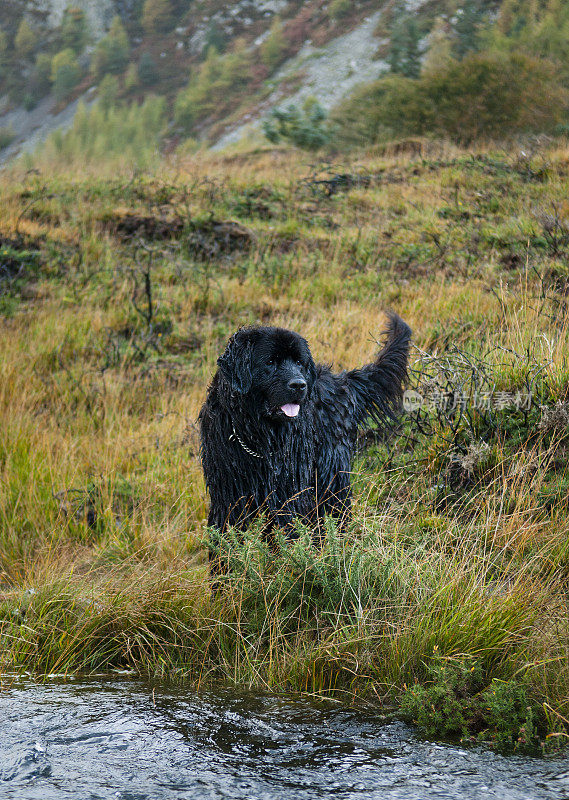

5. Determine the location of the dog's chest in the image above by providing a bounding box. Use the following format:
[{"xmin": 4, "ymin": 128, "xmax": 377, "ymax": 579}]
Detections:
[{"xmin": 263, "ymin": 424, "xmax": 315, "ymax": 503}]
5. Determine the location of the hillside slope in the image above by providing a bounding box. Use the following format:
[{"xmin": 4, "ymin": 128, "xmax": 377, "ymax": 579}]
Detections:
[
  {"xmin": 2, "ymin": 141, "xmax": 569, "ymax": 747},
  {"xmin": 212, "ymin": 8, "xmax": 390, "ymax": 150}
]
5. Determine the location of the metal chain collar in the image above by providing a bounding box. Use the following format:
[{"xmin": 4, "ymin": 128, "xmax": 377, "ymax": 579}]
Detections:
[{"xmin": 229, "ymin": 424, "xmax": 264, "ymax": 459}]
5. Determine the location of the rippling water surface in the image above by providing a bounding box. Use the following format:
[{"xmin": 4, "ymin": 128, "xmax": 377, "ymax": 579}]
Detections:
[{"xmin": 1, "ymin": 678, "xmax": 569, "ymax": 800}]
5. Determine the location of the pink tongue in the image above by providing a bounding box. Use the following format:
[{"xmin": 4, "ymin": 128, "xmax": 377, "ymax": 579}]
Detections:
[{"xmin": 281, "ymin": 403, "xmax": 300, "ymax": 417}]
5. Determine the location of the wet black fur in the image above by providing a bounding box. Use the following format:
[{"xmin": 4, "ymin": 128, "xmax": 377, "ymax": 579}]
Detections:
[{"xmin": 199, "ymin": 313, "xmax": 411, "ymax": 571}]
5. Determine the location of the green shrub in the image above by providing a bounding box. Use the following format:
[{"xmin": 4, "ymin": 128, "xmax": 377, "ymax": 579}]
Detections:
[
  {"xmin": 124, "ymin": 62, "xmax": 139, "ymax": 91},
  {"xmin": 332, "ymin": 52, "xmax": 568, "ymax": 147},
  {"xmin": 263, "ymin": 97, "xmax": 332, "ymax": 151},
  {"xmin": 421, "ymin": 17, "xmax": 454, "ymax": 75},
  {"xmin": 400, "ymin": 654, "xmax": 543, "ymax": 750},
  {"xmin": 211, "ymin": 518, "xmax": 400, "ymax": 621}
]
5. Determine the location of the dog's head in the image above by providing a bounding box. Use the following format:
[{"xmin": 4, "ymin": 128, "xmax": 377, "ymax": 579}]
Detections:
[{"xmin": 217, "ymin": 326, "xmax": 316, "ymax": 421}]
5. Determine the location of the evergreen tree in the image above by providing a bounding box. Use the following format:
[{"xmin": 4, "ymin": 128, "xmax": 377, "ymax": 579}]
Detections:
[
  {"xmin": 138, "ymin": 51, "xmax": 159, "ymax": 85},
  {"xmin": 260, "ymin": 16, "xmax": 287, "ymax": 71},
  {"xmin": 51, "ymin": 48, "xmax": 81, "ymax": 101},
  {"xmin": 204, "ymin": 22, "xmax": 226, "ymax": 54},
  {"xmin": 453, "ymin": 0, "xmax": 484, "ymax": 59},
  {"xmin": 0, "ymin": 28, "xmax": 8, "ymax": 69},
  {"xmin": 329, "ymin": 0, "xmax": 351, "ymax": 21},
  {"xmin": 124, "ymin": 62, "xmax": 139, "ymax": 90},
  {"xmin": 98, "ymin": 74, "xmax": 119, "ymax": 113},
  {"xmin": 61, "ymin": 7, "xmax": 88, "ymax": 54},
  {"xmin": 422, "ymin": 17, "xmax": 454, "ymax": 75},
  {"xmin": 91, "ymin": 16, "xmax": 130, "ymax": 78},
  {"xmin": 142, "ymin": 0, "xmax": 173, "ymax": 34},
  {"xmin": 29, "ymin": 52, "xmax": 53, "ymax": 97},
  {"xmin": 175, "ymin": 41, "xmax": 254, "ymax": 133},
  {"xmin": 15, "ymin": 18, "xmax": 37, "ymax": 58},
  {"xmin": 263, "ymin": 97, "xmax": 331, "ymax": 150},
  {"xmin": 389, "ymin": 15, "xmax": 421, "ymax": 78}
]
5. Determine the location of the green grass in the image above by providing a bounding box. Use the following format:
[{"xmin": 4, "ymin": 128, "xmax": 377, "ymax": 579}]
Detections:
[{"xmin": 2, "ymin": 140, "xmax": 569, "ymax": 751}]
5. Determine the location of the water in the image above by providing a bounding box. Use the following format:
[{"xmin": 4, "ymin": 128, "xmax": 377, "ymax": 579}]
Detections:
[{"xmin": 1, "ymin": 678, "xmax": 568, "ymax": 800}]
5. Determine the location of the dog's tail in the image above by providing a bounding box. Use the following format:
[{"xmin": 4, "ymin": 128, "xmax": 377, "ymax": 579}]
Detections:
[{"xmin": 346, "ymin": 312, "xmax": 412, "ymax": 428}]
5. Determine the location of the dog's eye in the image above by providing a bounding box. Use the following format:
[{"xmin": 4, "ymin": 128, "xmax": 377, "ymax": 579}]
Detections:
[{"xmin": 267, "ymin": 358, "xmax": 275, "ymax": 366}]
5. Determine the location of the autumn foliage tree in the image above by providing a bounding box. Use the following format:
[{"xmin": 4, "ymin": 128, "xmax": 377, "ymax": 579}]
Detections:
[
  {"xmin": 91, "ymin": 16, "xmax": 130, "ymax": 79},
  {"xmin": 15, "ymin": 18, "xmax": 37, "ymax": 58},
  {"xmin": 142, "ymin": 0, "xmax": 174, "ymax": 34}
]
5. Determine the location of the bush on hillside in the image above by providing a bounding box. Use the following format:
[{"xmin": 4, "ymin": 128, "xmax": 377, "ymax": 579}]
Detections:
[
  {"xmin": 263, "ymin": 97, "xmax": 332, "ymax": 151},
  {"xmin": 421, "ymin": 17, "xmax": 454, "ymax": 76},
  {"xmin": 332, "ymin": 52, "xmax": 569, "ymax": 147}
]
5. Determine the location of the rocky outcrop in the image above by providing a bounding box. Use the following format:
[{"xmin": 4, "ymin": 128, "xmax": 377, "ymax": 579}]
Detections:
[{"xmin": 21, "ymin": 0, "xmax": 136, "ymax": 37}]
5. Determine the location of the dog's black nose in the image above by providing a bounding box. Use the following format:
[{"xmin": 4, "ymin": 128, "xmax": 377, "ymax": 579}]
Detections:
[{"xmin": 288, "ymin": 377, "xmax": 307, "ymax": 393}]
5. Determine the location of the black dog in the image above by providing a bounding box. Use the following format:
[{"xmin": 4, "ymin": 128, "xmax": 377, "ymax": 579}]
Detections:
[{"xmin": 199, "ymin": 313, "xmax": 411, "ymax": 571}]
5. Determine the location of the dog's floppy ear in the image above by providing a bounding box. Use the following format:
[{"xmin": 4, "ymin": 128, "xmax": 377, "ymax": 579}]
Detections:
[
  {"xmin": 305, "ymin": 354, "xmax": 317, "ymax": 394},
  {"xmin": 217, "ymin": 332, "xmax": 254, "ymax": 394}
]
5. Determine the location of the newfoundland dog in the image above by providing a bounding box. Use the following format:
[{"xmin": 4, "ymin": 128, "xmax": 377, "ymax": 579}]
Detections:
[{"xmin": 199, "ymin": 313, "xmax": 411, "ymax": 571}]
